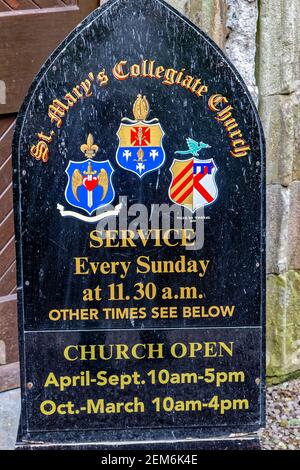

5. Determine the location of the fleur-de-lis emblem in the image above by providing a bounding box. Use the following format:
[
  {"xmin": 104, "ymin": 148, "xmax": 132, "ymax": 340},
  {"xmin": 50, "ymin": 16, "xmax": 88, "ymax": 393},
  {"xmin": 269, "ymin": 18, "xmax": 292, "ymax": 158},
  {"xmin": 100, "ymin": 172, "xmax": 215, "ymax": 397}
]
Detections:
[{"xmin": 80, "ymin": 133, "xmax": 99, "ymax": 159}]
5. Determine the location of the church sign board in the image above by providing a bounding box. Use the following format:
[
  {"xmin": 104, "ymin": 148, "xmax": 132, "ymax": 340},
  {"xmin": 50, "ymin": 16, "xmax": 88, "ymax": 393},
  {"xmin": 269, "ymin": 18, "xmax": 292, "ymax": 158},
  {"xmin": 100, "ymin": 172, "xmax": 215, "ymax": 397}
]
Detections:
[{"xmin": 13, "ymin": 0, "xmax": 265, "ymax": 450}]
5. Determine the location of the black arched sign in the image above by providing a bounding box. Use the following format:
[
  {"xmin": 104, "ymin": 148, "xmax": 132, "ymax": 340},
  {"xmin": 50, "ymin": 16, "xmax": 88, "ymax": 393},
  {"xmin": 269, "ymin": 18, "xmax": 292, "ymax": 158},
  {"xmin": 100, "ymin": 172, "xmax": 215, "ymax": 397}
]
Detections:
[{"xmin": 13, "ymin": 0, "xmax": 265, "ymax": 450}]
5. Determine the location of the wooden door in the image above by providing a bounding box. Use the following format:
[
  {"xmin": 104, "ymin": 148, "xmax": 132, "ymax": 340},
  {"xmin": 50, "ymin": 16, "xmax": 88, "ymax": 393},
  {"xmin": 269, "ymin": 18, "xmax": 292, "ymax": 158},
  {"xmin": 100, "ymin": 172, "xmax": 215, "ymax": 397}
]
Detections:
[{"xmin": 0, "ymin": 0, "xmax": 101, "ymax": 392}]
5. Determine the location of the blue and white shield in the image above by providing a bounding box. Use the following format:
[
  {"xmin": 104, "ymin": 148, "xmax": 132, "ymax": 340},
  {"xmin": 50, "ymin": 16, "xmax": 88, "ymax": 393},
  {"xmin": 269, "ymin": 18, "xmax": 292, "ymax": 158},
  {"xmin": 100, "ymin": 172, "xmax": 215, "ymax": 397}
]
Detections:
[
  {"xmin": 65, "ymin": 159, "xmax": 115, "ymax": 215},
  {"xmin": 116, "ymin": 122, "xmax": 165, "ymax": 178}
]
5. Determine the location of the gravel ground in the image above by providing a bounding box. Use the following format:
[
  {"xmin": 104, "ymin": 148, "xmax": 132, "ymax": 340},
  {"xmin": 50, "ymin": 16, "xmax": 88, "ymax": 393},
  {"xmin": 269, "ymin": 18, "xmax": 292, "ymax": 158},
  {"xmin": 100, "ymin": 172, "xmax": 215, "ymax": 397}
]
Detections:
[{"xmin": 260, "ymin": 378, "xmax": 300, "ymax": 450}]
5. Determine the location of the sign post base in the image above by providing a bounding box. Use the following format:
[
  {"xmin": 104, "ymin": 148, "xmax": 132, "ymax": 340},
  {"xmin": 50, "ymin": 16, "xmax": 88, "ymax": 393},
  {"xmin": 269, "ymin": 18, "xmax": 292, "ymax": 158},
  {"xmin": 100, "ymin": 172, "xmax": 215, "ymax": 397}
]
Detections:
[{"xmin": 16, "ymin": 424, "xmax": 261, "ymax": 450}]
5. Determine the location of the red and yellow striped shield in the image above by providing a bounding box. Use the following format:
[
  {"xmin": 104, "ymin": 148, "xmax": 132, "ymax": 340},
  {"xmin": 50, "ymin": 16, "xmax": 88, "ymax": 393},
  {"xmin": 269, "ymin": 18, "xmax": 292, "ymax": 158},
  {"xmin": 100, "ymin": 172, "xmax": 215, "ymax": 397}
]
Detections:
[{"xmin": 169, "ymin": 158, "xmax": 218, "ymax": 212}]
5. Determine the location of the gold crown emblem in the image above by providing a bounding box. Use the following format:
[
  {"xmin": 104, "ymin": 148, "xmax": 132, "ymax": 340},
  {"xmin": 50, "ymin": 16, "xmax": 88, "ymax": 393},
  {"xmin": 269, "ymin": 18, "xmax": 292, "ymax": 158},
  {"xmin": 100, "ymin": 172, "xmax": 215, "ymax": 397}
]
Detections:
[
  {"xmin": 80, "ymin": 133, "xmax": 99, "ymax": 159},
  {"xmin": 133, "ymin": 94, "xmax": 150, "ymax": 121}
]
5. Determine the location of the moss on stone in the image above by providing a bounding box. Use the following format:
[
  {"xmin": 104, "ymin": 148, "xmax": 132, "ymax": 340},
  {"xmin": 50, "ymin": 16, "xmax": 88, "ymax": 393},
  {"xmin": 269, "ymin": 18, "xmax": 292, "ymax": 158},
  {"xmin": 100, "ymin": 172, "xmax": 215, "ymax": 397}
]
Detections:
[{"xmin": 267, "ymin": 271, "xmax": 300, "ymax": 382}]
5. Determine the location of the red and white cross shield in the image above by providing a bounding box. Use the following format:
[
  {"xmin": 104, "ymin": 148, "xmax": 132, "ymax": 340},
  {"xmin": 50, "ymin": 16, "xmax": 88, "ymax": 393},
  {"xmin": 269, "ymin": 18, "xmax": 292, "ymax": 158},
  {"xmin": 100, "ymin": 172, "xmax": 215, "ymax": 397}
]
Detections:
[{"xmin": 169, "ymin": 158, "xmax": 218, "ymax": 212}]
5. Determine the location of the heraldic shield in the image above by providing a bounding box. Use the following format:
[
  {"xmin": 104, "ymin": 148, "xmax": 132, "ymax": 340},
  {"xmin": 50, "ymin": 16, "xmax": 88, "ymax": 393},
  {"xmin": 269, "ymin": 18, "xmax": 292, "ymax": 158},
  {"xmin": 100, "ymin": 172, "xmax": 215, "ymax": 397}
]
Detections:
[
  {"xmin": 65, "ymin": 159, "xmax": 115, "ymax": 216},
  {"xmin": 116, "ymin": 95, "xmax": 165, "ymax": 178},
  {"xmin": 169, "ymin": 158, "xmax": 218, "ymax": 212},
  {"xmin": 64, "ymin": 134, "xmax": 115, "ymax": 216}
]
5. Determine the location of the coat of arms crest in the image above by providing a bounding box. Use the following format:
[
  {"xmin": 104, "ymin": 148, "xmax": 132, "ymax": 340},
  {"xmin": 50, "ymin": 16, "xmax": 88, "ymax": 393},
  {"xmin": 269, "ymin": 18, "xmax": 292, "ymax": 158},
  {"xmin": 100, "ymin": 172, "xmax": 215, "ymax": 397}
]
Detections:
[
  {"xmin": 61, "ymin": 134, "xmax": 115, "ymax": 220},
  {"xmin": 169, "ymin": 140, "xmax": 218, "ymax": 213},
  {"xmin": 116, "ymin": 94, "xmax": 165, "ymax": 178}
]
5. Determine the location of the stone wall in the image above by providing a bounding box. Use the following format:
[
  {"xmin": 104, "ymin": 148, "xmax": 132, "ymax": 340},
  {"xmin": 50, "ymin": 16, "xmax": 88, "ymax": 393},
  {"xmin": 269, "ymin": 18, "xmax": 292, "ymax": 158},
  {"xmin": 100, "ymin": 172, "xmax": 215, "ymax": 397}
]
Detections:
[
  {"xmin": 166, "ymin": 0, "xmax": 300, "ymax": 383},
  {"xmin": 259, "ymin": 0, "xmax": 300, "ymax": 383}
]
